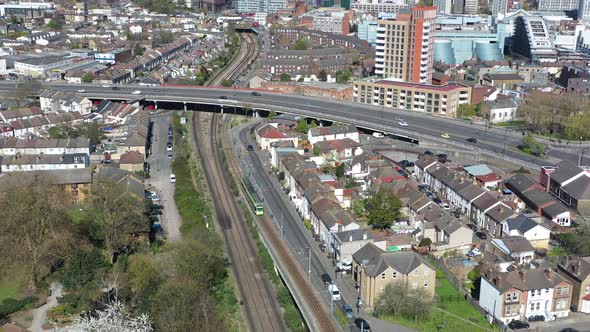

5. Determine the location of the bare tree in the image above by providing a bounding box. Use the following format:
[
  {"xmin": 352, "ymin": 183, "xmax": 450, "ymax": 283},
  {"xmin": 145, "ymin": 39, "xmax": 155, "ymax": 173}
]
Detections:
[{"xmin": 69, "ymin": 300, "xmax": 152, "ymax": 332}]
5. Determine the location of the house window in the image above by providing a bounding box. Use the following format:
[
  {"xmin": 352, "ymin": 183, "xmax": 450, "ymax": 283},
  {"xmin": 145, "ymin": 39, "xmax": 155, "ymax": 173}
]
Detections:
[
  {"xmin": 412, "ymin": 280, "xmax": 418, "ymax": 289},
  {"xmin": 506, "ymin": 292, "xmax": 519, "ymax": 302},
  {"xmin": 381, "ymin": 273, "xmax": 386, "ymax": 279},
  {"xmin": 556, "ymin": 287, "xmax": 569, "ymax": 296},
  {"xmin": 556, "ymin": 299, "xmax": 568, "ymax": 310},
  {"xmin": 530, "ymin": 302, "xmax": 535, "ymax": 311},
  {"xmin": 424, "ymin": 281, "xmax": 429, "ymax": 287},
  {"xmin": 414, "ymin": 269, "xmax": 419, "ymax": 276},
  {"xmin": 536, "ymin": 302, "xmax": 540, "ymax": 310},
  {"xmin": 392, "ymin": 272, "xmax": 397, "ymax": 278},
  {"xmin": 505, "ymin": 305, "xmax": 517, "ymax": 316},
  {"xmin": 425, "ymin": 269, "xmax": 430, "ymax": 276}
]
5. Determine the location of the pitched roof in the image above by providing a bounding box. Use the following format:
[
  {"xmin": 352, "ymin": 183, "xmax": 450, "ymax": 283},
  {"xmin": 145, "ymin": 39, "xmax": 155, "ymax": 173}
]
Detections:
[
  {"xmin": 551, "ymin": 160, "xmax": 584, "ymax": 185},
  {"xmin": 458, "ymin": 184, "xmax": 485, "ymax": 201},
  {"xmin": 493, "ymin": 236, "xmax": 535, "ymax": 254},
  {"xmin": 562, "ymin": 175, "xmax": 590, "ymax": 200},
  {"xmin": 309, "ymin": 124, "xmax": 357, "ymax": 137},
  {"xmin": 472, "ymin": 192, "xmax": 499, "ymax": 210},
  {"xmin": 504, "ymin": 215, "xmax": 545, "ymax": 234},
  {"xmin": 119, "ymin": 151, "xmax": 144, "ymax": 165},
  {"xmin": 489, "ymin": 268, "xmax": 568, "ymax": 293},
  {"xmin": 505, "ymin": 173, "xmax": 537, "ymax": 194},
  {"xmin": 558, "ymin": 256, "xmax": 590, "ymax": 282}
]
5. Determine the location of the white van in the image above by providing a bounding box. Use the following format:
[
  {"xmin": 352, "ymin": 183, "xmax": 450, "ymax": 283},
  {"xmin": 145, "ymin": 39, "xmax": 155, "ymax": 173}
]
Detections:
[
  {"xmin": 170, "ymin": 174, "xmax": 176, "ymax": 183},
  {"xmin": 328, "ymin": 284, "xmax": 341, "ymax": 301}
]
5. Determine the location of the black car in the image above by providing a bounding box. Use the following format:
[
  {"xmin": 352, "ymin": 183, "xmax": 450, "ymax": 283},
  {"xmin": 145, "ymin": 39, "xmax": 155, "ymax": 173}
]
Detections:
[
  {"xmin": 112, "ymin": 86, "xmax": 120, "ymax": 90},
  {"xmin": 354, "ymin": 318, "xmax": 371, "ymax": 332},
  {"xmin": 168, "ymin": 126, "xmax": 173, "ymax": 135},
  {"xmin": 321, "ymin": 273, "xmax": 332, "ymax": 285},
  {"xmin": 168, "ymin": 135, "xmax": 173, "ymax": 142},
  {"xmin": 219, "ymin": 96, "xmax": 227, "ymax": 99},
  {"xmin": 558, "ymin": 328, "xmax": 579, "ymax": 332},
  {"xmin": 251, "ymin": 91, "xmax": 261, "ymax": 96},
  {"xmin": 475, "ymin": 231, "xmax": 487, "ymax": 240},
  {"xmin": 508, "ymin": 320, "xmax": 530, "ymax": 330},
  {"xmin": 466, "ymin": 137, "xmax": 478, "ymax": 143},
  {"xmin": 423, "ymin": 150, "xmax": 434, "ymax": 156},
  {"xmin": 437, "ymin": 153, "xmax": 448, "ymax": 163},
  {"xmin": 247, "ymin": 144, "xmax": 254, "ymax": 151},
  {"xmin": 467, "ymin": 223, "xmax": 478, "ymax": 231}
]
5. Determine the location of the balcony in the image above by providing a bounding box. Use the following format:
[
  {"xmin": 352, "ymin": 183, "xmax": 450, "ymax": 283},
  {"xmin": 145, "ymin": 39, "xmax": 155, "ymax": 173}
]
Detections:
[{"xmin": 376, "ymin": 51, "xmax": 384, "ymax": 57}]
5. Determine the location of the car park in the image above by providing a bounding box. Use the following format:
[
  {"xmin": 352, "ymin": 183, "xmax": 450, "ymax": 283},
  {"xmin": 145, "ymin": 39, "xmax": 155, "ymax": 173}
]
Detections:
[
  {"xmin": 475, "ymin": 231, "xmax": 487, "ymax": 240},
  {"xmin": 508, "ymin": 320, "xmax": 530, "ymax": 330},
  {"xmin": 466, "ymin": 137, "xmax": 478, "ymax": 143},
  {"xmin": 341, "ymin": 304, "xmax": 354, "ymax": 319},
  {"xmin": 354, "ymin": 318, "xmax": 371, "ymax": 332},
  {"xmin": 321, "ymin": 273, "xmax": 332, "ymax": 285}
]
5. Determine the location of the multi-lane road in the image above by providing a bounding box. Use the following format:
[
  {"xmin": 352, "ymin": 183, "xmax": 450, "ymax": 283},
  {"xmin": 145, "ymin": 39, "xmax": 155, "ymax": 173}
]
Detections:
[{"xmin": 1, "ymin": 80, "xmax": 584, "ymax": 168}]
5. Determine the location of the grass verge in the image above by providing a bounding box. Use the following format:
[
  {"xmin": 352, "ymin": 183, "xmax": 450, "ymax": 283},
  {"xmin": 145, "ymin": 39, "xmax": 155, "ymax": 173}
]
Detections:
[{"xmin": 170, "ymin": 113, "xmax": 242, "ymax": 331}]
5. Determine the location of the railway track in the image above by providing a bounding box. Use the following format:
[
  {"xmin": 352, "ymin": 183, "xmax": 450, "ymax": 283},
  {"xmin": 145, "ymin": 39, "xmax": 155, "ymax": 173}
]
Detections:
[{"xmin": 193, "ymin": 33, "xmax": 286, "ymax": 332}]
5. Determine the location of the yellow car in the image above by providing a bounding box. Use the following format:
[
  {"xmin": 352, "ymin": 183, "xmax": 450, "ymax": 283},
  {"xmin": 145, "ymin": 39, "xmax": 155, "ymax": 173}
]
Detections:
[{"xmin": 441, "ymin": 133, "xmax": 450, "ymax": 139}]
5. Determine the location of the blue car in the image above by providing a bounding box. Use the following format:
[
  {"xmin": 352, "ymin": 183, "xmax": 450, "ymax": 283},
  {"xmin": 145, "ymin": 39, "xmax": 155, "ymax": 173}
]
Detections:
[{"xmin": 341, "ymin": 304, "xmax": 354, "ymax": 319}]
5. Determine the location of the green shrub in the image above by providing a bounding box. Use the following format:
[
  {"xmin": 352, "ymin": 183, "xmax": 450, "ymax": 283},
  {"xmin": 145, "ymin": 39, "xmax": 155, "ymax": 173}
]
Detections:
[{"xmin": 0, "ymin": 296, "xmax": 37, "ymax": 317}]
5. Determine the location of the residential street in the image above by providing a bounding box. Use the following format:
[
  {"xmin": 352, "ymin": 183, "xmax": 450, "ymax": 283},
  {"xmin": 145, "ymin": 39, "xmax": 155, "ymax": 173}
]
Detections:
[
  {"xmin": 231, "ymin": 122, "xmax": 414, "ymax": 332},
  {"xmin": 146, "ymin": 111, "xmax": 181, "ymax": 241}
]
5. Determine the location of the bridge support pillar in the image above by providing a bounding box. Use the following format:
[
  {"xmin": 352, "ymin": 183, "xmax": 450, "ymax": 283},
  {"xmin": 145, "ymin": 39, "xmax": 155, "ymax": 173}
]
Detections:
[
  {"xmin": 154, "ymin": 101, "xmax": 158, "ymax": 110},
  {"xmin": 221, "ymin": 106, "xmax": 224, "ymax": 115},
  {"xmin": 183, "ymin": 102, "xmax": 187, "ymax": 112}
]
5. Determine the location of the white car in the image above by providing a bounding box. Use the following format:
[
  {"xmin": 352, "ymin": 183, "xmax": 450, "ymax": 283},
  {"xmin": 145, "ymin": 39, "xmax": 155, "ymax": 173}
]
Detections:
[
  {"xmin": 131, "ymin": 90, "xmax": 141, "ymax": 95},
  {"xmin": 372, "ymin": 132, "xmax": 384, "ymax": 138},
  {"xmin": 467, "ymin": 248, "xmax": 481, "ymax": 257},
  {"xmin": 337, "ymin": 261, "xmax": 352, "ymax": 272},
  {"xmin": 102, "ymin": 84, "xmax": 110, "ymax": 88},
  {"xmin": 170, "ymin": 174, "xmax": 176, "ymax": 183},
  {"xmin": 398, "ymin": 120, "xmax": 408, "ymax": 127},
  {"xmin": 328, "ymin": 284, "xmax": 341, "ymax": 301},
  {"xmin": 441, "ymin": 203, "xmax": 451, "ymax": 211},
  {"xmin": 77, "ymin": 89, "xmax": 86, "ymax": 93}
]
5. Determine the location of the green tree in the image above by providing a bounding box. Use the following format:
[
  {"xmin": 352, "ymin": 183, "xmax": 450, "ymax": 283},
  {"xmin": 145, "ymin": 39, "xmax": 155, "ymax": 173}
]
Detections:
[
  {"xmin": 335, "ymin": 163, "xmax": 345, "ymax": 179},
  {"xmin": 84, "ymin": 180, "xmax": 147, "ymax": 263},
  {"xmin": 352, "ymin": 199, "xmax": 366, "ymax": 218},
  {"xmin": 280, "ymin": 73, "xmax": 291, "ymax": 82},
  {"xmin": 133, "ymin": 44, "xmax": 144, "ymax": 56},
  {"xmin": 335, "ymin": 68, "xmax": 353, "ymax": 84},
  {"xmin": 520, "ymin": 132, "xmax": 545, "ymax": 156},
  {"xmin": 457, "ymin": 103, "xmax": 480, "ymax": 118},
  {"xmin": 291, "ymin": 38, "xmax": 308, "ymax": 50},
  {"xmin": 376, "ymin": 281, "xmax": 432, "ymax": 321},
  {"xmin": 81, "ymin": 73, "xmax": 94, "ymax": 83},
  {"xmin": 313, "ymin": 145, "xmax": 320, "ymax": 156},
  {"xmin": 47, "ymin": 19, "xmax": 63, "ymax": 30},
  {"xmin": 564, "ymin": 113, "xmax": 590, "ymax": 141},
  {"xmin": 557, "ymin": 224, "xmax": 590, "ymax": 256},
  {"xmin": 221, "ymin": 79, "xmax": 233, "ymax": 87},
  {"xmin": 48, "ymin": 126, "xmax": 66, "ymax": 139},
  {"xmin": 366, "ymin": 187, "xmax": 402, "ymax": 229},
  {"xmin": 0, "ymin": 175, "xmax": 78, "ymax": 287},
  {"xmin": 296, "ymin": 118, "xmax": 309, "ymax": 133},
  {"xmin": 318, "ymin": 70, "xmax": 328, "ymax": 82},
  {"xmin": 61, "ymin": 249, "xmax": 107, "ymax": 290},
  {"xmin": 418, "ymin": 238, "xmax": 432, "ymax": 247}
]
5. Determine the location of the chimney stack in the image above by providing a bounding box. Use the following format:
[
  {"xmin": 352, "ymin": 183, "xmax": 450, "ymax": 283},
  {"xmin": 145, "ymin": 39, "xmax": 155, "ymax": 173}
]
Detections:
[
  {"xmin": 519, "ymin": 270, "xmax": 526, "ymax": 281},
  {"xmin": 363, "ymin": 232, "xmax": 367, "ymax": 240},
  {"xmin": 349, "ymin": 233, "xmax": 353, "ymax": 242},
  {"xmin": 544, "ymin": 268, "xmax": 552, "ymax": 280}
]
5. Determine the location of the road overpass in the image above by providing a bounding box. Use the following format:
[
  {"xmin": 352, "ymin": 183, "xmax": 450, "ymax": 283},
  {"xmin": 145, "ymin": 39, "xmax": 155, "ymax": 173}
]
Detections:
[{"xmin": 0, "ymin": 81, "xmax": 577, "ymax": 169}]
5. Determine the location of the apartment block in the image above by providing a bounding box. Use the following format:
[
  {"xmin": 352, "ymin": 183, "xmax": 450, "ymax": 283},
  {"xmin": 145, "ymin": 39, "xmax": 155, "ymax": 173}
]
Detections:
[
  {"xmin": 352, "ymin": 80, "xmax": 471, "ymax": 117},
  {"xmin": 375, "ymin": 6, "xmax": 436, "ymax": 84}
]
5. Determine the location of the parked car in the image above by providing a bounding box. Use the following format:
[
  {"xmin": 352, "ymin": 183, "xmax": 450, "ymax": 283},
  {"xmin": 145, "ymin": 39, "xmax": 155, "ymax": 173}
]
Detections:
[
  {"xmin": 328, "ymin": 284, "xmax": 341, "ymax": 301},
  {"xmin": 467, "ymin": 248, "xmax": 481, "ymax": 257},
  {"xmin": 167, "ymin": 151, "xmax": 173, "ymax": 160},
  {"xmin": 168, "ymin": 126, "xmax": 173, "ymax": 136},
  {"xmin": 508, "ymin": 320, "xmax": 530, "ymax": 330},
  {"xmin": 167, "ymin": 143, "xmax": 173, "ymax": 152},
  {"xmin": 417, "ymin": 184, "xmax": 428, "ymax": 192},
  {"xmin": 423, "ymin": 150, "xmax": 434, "ymax": 157},
  {"xmin": 168, "ymin": 135, "xmax": 173, "ymax": 143},
  {"xmin": 433, "ymin": 198, "xmax": 442, "ymax": 205},
  {"xmin": 466, "ymin": 137, "xmax": 478, "ymax": 143},
  {"xmin": 441, "ymin": 133, "xmax": 450, "ymax": 139},
  {"xmin": 146, "ymin": 191, "xmax": 160, "ymax": 201},
  {"xmin": 319, "ymin": 243, "xmax": 327, "ymax": 252},
  {"xmin": 440, "ymin": 203, "xmax": 451, "ymax": 210},
  {"xmin": 77, "ymin": 89, "xmax": 86, "ymax": 93},
  {"xmin": 219, "ymin": 95, "xmax": 227, "ymax": 99},
  {"xmin": 372, "ymin": 132, "xmax": 384, "ymax": 138},
  {"xmin": 131, "ymin": 90, "xmax": 141, "ymax": 95},
  {"xmin": 102, "ymin": 84, "xmax": 110, "ymax": 88},
  {"xmin": 321, "ymin": 273, "xmax": 332, "ymax": 285},
  {"xmin": 558, "ymin": 328, "xmax": 579, "ymax": 332},
  {"xmin": 170, "ymin": 174, "xmax": 176, "ymax": 183},
  {"xmin": 398, "ymin": 120, "xmax": 408, "ymax": 127},
  {"xmin": 112, "ymin": 86, "xmax": 120, "ymax": 90},
  {"xmin": 247, "ymin": 144, "xmax": 254, "ymax": 151},
  {"xmin": 354, "ymin": 318, "xmax": 371, "ymax": 332},
  {"xmin": 475, "ymin": 231, "xmax": 487, "ymax": 240},
  {"xmin": 467, "ymin": 223, "xmax": 478, "ymax": 231},
  {"xmin": 251, "ymin": 91, "xmax": 261, "ymax": 96},
  {"xmin": 341, "ymin": 304, "xmax": 354, "ymax": 319},
  {"xmin": 336, "ymin": 261, "xmax": 352, "ymax": 273}
]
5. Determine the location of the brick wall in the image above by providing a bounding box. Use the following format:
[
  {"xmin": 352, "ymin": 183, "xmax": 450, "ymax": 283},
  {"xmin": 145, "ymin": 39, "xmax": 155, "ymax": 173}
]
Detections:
[{"xmin": 260, "ymin": 82, "xmax": 353, "ymax": 101}]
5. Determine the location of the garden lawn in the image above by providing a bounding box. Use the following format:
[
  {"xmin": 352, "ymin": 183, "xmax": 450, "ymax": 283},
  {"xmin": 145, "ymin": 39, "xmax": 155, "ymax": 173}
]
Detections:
[{"xmin": 0, "ymin": 277, "xmax": 21, "ymax": 303}]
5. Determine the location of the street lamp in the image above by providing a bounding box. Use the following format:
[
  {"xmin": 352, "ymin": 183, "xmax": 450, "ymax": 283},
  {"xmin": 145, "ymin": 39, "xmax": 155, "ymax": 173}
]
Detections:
[{"xmin": 296, "ymin": 247, "xmax": 311, "ymax": 280}]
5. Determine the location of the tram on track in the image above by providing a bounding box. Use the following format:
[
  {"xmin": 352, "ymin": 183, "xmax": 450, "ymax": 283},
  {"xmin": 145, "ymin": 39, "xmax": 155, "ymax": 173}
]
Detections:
[{"xmin": 241, "ymin": 177, "xmax": 264, "ymax": 216}]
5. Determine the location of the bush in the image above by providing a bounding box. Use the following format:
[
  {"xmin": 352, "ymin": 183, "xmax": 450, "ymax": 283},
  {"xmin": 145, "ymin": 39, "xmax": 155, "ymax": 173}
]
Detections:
[
  {"xmin": 435, "ymin": 269, "xmax": 445, "ymax": 279},
  {"xmin": 0, "ymin": 296, "xmax": 37, "ymax": 318},
  {"xmin": 304, "ymin": 219, "xmax": 311, "ymax": 230},
  {"xmin": 419, "ymin": 238, "xmax": 432, "ymax": 247},
  {"xmin": 61, "ymin": 249, "xmax": 108, "ymax": 290}
]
